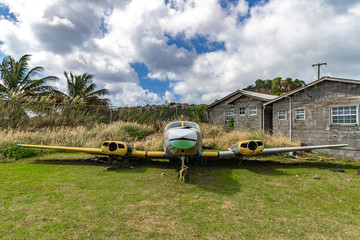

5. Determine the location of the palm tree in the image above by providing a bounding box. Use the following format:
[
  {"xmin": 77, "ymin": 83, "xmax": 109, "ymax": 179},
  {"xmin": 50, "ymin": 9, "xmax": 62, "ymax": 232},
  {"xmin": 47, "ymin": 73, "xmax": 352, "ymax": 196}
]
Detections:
[
  {"xmin": 63, "ymin": 71, "xmax": 109, "ymax": 106},
  {"xmin": 0, "ymin": 54, "xmax": 58, "ymax": 101},
  {"xmin": 0, "ymin": 54, "xmax": 59, "ymax": 127}
]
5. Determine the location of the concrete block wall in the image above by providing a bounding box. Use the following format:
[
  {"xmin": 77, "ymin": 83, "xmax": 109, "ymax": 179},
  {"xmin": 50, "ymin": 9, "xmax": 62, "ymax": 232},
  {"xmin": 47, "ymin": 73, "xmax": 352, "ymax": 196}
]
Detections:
[
  {"xmin": 207, "ymin": 96, "xmax": 271, "ymax": 130},
  {"xmin": 272, "ymin": 81, "xmax": 360, "ymax": 160},
  {"xmin": 232, "ymin": 97, "xmax": 264, "ymax": 130}
]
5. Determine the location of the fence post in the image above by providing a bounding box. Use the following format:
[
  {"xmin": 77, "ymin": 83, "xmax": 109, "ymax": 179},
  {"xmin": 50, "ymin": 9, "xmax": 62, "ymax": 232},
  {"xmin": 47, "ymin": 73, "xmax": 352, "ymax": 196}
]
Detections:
[{"xmin": 109, "ymin": 105, "xmax": 113, "ymax": 124}]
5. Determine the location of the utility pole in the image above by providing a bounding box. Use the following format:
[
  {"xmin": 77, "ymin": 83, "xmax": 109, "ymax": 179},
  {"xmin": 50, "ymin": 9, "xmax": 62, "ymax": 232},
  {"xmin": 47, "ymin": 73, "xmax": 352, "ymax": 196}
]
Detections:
[
  {"xmin": 109, "ymin": 104, "xmax": 113, "ymax": 124},
  {"xmin": 312, "ymin": 62, "xmax": 327, "ymax": 80}
]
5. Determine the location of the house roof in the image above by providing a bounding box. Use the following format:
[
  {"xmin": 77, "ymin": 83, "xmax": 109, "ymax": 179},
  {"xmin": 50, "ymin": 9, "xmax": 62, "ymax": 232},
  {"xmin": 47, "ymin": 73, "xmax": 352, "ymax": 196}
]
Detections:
[
  {"xmin": 264, "ymin": 76, "xmax": 360, "ymax": 106},
  {"xmin": 208, "ymin": 89, "xmax": 277, "ymax": 109}
]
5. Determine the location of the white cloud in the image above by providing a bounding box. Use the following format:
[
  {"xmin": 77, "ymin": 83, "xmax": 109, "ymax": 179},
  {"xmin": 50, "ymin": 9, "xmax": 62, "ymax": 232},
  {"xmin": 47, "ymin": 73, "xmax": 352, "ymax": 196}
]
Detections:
[
  {"xmin": 166, "ymin": 0, "xmax": 360, "ymax": 103},
  {"xmin": 0, "ymin": 0, "xmax": 360, "ymax": 106},
  {"xmin": 163, "ymin": 90, "xmax": 176, "ymax": 103},
  {"xmin": 106, "ymin": 82, "xmax": 164, "ymax": 106}
]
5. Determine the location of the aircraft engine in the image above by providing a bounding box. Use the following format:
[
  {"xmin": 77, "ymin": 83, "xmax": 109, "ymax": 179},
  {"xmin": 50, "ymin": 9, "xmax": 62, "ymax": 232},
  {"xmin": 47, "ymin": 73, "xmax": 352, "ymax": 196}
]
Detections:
[
  {"xmin": 231, "ymin": 140, "xmax": 264, "ymax": 156},
  {"xmin": 101, "ymin": 141, "xmax": 133, "ymax": 157}
]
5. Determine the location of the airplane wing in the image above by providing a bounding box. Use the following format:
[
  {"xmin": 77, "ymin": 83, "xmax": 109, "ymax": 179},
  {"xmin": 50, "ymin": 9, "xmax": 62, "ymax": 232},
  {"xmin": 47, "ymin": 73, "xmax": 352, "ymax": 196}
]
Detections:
[
  {"xmin": 18, "ymin": 142, "xmax": 166, "ymax": 159},
  {"xmin": 200, "ymin": 141, "xmax": 348, "ymax": 159},
  {"xmin": 17, "ymin": 144, "xmax": 104, "ymax": 155},
  {"xmin": 18, "ymin": 140, "xmax": 348, "ymax": 160},
  {"xmin": 260, "ymin": 144, "xmax": 349, "ymax": 155}
]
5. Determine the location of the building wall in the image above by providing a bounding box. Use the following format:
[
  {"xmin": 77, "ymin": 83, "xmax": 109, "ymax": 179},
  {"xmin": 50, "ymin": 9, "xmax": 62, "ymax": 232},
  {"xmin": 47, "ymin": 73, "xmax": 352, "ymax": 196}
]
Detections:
[
  {"xmin": 232, "ymin": 97, "xmax": 264, "ymax": 130},
  {"xmin": 272, "ymin": 80, "xmax": 360, "ymax": 160},
  {"xmin": 207, "ymin": 102, "xmax": 233, "ymax": 127},
  {"xmin": 207, "ymin": 96, "xmax": 271, "ymax": 130}
]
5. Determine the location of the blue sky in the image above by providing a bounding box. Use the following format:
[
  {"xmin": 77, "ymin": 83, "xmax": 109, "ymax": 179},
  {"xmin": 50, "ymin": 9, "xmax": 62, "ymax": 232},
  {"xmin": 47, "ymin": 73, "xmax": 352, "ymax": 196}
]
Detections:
[
  {"xmin": 0, "ymin": 3, "xmax": 16, "ymax": 21},
  {"xmin": 0, "ymin": 0, "xmax": 359, "ymax": 106}
]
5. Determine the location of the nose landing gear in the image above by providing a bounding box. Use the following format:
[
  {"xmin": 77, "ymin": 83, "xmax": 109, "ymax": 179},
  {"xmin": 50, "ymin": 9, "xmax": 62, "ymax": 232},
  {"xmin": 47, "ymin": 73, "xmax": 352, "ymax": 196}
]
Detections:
[{"xmin": 178, "ymin": 156, "xmax": 190, "ymax": 182}]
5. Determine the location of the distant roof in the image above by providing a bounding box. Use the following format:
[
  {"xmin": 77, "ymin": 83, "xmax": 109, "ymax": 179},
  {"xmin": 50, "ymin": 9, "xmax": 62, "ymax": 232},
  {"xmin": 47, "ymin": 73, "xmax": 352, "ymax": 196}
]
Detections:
[
  {"xmin": 264, "ymin": 76, "xmax": 360, "ymax": 106},
  {"xmin": 208, "ymin": 89, "xmax": 277, "ymax": 109}
]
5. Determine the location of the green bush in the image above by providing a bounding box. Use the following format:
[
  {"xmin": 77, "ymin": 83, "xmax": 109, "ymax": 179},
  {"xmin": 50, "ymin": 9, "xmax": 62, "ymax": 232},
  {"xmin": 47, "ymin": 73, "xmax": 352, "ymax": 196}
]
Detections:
[
  {"xmin": 122, "ymin": 124, "xmax": 154, "ymax": 139},
  {"xmin": 227, "ymin": 117, "xmax": 234, "ymax": 130},
  {"xmin": 0, "ymin": 142, "xmax": 44, "ymax": 161}
]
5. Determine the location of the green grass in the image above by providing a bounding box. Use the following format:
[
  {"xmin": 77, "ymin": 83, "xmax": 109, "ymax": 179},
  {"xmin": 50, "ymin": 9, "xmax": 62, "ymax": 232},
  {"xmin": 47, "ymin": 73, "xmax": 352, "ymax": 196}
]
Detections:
[
  {"xmin": 0, "ymin": 142, "xmax": 45, "ymax": 162},
  {"xmin": 1, "ymin": 153, "xmax": 360, "ymax": 239}
]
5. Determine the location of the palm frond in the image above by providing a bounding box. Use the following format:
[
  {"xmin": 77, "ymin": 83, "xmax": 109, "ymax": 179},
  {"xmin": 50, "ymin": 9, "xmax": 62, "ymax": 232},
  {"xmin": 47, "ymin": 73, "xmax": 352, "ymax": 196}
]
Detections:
[{"xmin": 63, "ymin": 71, "xmax": 109, "ymax": 107}]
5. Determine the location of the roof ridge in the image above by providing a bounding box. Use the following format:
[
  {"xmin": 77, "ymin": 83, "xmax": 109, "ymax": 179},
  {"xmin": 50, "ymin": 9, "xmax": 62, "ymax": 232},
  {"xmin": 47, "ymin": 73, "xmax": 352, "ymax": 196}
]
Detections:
[{"xmin": 264, "ymin": 76, "xmax": 360, "ymax": 106}]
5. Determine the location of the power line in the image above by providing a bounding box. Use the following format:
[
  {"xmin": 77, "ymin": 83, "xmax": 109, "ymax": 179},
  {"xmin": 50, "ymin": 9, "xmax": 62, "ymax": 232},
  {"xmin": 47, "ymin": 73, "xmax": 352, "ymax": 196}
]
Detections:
[
  {"xmin": 324, "ymin": 64, "xmax": 334, "ymax": 76},
  {"xmin": 312, "ymin": 62, "xmax": 327, "ymax": 80}
]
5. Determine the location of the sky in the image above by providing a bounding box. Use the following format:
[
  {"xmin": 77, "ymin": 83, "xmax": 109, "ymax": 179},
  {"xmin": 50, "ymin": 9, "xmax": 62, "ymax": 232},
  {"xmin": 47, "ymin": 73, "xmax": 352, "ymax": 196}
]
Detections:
[{"xmin": 0, "ymin": 0, "xmax": 360, "ymax": 107}]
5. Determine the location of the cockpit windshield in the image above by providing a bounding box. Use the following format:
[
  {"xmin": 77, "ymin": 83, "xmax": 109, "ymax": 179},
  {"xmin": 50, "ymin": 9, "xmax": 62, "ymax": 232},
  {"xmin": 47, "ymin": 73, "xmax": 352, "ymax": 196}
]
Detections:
[{"xmin": 165, "ymin": 121, "xmax": 200, "ymax": 132}]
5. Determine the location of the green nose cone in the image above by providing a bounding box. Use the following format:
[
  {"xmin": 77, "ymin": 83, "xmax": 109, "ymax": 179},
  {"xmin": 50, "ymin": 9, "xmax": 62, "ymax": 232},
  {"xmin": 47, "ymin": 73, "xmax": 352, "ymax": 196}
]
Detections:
[{"xmin": 170, "ymin": 140, "xmax": 196, "ymax": 149}]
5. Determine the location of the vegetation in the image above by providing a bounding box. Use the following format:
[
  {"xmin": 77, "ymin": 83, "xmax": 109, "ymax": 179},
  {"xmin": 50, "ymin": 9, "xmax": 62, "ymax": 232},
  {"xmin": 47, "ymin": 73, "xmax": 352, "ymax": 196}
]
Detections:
[
  {"xmin": 243, "ymin": 77, "xmax": 306, "ymax": 95},
  {"xmin": 0, "ymin": 54, "xmax": 59, "ymax": 128},
  {"xmin": 122, "ymin": 124, "xmax": 155, "ymax": 140},
  {"xmin": 0, "ymin": 142, "xmax": 45, "ymax": 162},
  {"xmin": 1, "ymin": 152, "xmax": 360, "ymax": 239},
  {"xmin": 0, "ymin": 54, "xmax": 59, "ymax": 101},
  {"xmin": 0, "ymin": 54, "xmax": 207, "ymax": 129},
  {"xmin": 0, "ymin": 54, "xmax": 113, "ymax": 128},
  {"xmin": 226, "ymin": 117, "xmax": 234, "ymax": 130},
  {"xmin": 0, "ymin": 121, "xmax": 299, "ymax": 161},
  {"xmin": 63, "ymin": 71, "xmax": 109, "ymax": 107}
]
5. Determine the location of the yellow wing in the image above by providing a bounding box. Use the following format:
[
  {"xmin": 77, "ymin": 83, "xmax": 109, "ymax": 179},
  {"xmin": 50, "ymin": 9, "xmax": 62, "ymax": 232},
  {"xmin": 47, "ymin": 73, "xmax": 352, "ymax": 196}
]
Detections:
[
  {"xmin": 18, "ymin": 141, "xmax": 166, "ymax": 159},
  {"xmin": 200, "ymin": 140, "xmax": 349, "ymax": 159},
  {"xmin": 17, "ymin": 144, "xmax": 104, "ymax": 155}
]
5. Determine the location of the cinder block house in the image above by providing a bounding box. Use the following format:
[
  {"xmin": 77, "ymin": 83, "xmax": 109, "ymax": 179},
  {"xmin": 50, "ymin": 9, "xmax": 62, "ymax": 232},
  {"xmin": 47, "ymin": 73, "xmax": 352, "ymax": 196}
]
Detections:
[
  {"xmin": 264, "ymin": 76, "xmax": 360, "ymax": 160},
  {"xmin": 206, "ymin": 90, "xmax": 277, "ymax": 130},
  {"xmin": 206, "ymin": 76, "xmax": 360, "ymax": 160}
]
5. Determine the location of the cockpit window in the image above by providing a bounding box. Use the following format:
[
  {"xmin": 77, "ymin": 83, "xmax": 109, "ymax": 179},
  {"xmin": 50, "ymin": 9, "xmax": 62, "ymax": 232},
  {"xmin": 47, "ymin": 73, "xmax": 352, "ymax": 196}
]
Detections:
[
  {"xmin": 165, "ymin": 122, "xmax": 182, "ymax": 132},
  {"xmin": 184, "ymin": 121, "xmax": 200, "ymax": 131},
  {"xmin": 165, "ymin": 121, "xmax": 200, "ymax": 132}
]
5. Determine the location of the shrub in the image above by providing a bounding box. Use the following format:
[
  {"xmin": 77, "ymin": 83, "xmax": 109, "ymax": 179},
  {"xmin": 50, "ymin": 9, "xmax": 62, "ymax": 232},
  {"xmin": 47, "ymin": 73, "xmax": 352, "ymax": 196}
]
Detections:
[
  {"xmin": 0, "ymin": 142, "xmax": 45, "ymax": 161},
  {"xmin": 122, "ymin": 124, "xmax": 155, "ymax": 140}
]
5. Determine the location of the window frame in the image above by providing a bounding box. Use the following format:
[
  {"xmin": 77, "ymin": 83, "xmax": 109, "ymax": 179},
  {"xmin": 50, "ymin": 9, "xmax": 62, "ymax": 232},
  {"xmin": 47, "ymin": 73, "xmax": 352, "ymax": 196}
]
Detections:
[
  {"xmin": 331, "ymin": 106, "xmax": 358, "ymax": 125},
  {"xmin": 249, "ymin": 106, "xmax": 257, "ymax": 116},
  {"xmin": 294, "ymin": 109, "xmax": 305, "ymax": 120},
  {"xmin": 277, "ymin": 110, "xmax": 286, "ymax": 120},
  {"xmin": 239, "ymin": 107, "xmax": 245, "ymax": 116},
  {"xmin": 225, "ymin": 109, "xmax": 234, "ymax": 121}
]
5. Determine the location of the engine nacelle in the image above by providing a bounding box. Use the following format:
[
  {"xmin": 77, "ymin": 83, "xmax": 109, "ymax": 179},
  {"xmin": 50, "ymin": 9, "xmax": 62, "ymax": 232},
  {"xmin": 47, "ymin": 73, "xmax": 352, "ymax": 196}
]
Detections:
[
  {"xmin": 101, "ymin": 141, "xmax": 133, "ymax": 157},
  {"xmin": 231, "ymin": 140, "xmax": 264, "ymax": 156}
]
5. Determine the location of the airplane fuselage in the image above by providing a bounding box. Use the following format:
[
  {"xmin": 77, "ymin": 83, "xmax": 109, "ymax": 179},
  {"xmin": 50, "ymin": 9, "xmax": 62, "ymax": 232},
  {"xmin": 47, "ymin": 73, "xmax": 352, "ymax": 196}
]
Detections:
[{"xmin": 163, "ymin": 121, "xmax": 202, "ymax": 159}]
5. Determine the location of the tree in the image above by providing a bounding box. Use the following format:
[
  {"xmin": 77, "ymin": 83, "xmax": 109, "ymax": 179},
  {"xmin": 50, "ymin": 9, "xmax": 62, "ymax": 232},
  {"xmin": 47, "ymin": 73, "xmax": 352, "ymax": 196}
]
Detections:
[
  {"xmin": 294, "ymin": 79, "xmax": 306, "ymax": 88},
  {"xmin": 271, "ymin": 77, "xmax": 282, "ymax": 95},
  {"xmin": 63, "ymin": 71, "xmax": 109, "ymax": 106},
  {"xmin": 254, "ymin": 79, "xmax": 265, "ymax": 88},
  {"xmin": 0, "ymin": 54, "xmax": 58, "ymax": 101},
  {"xmin": 0, "ymin": 54, "xmax": 59, "ymax": 128}
]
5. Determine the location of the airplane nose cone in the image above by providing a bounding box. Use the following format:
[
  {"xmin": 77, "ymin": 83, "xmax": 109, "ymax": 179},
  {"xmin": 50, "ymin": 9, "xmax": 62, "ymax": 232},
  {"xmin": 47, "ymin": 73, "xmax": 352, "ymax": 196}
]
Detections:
[{"xmin": 168, "ymin": 129, "xmax": 197, "ymax": 149}]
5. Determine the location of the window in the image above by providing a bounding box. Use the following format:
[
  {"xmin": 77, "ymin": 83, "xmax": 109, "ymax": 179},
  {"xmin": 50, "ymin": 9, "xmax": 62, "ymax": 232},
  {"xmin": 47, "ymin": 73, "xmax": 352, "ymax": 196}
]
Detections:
[
  {"xmin": 295, "ymin": 109, "xmax": 305, "ymax": 120},
  {"xmin": 239, "ymin": 107, "xmax": 245, "ymax": 116},
  {"xmin": 278, "ymin": 110, "xmax": 286, "ymax": 120},
  {"xmin": 165, "ymin": 121, "xmax": 182, "ymax": 131},
  {"xmin": 225, "ymin": 110, "xmax": 234, "ymax": 121},
  {"xmin": 249, "ymin": 106, "xmax": 257, "ymax": 115},
  {"xmin": 331, "ymin": 106, "xmax": 358, "ymax": 124},
  {"xmin": 165, "ymin": 121, "xmax": 201, "ymax": 131}
]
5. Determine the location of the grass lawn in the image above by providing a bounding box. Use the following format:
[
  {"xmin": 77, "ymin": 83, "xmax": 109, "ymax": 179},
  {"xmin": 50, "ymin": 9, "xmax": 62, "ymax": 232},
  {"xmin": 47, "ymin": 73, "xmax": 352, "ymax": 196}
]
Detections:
[{"xmin": 1, "ymin": 153, "xmax": 360, "ymax": 239}]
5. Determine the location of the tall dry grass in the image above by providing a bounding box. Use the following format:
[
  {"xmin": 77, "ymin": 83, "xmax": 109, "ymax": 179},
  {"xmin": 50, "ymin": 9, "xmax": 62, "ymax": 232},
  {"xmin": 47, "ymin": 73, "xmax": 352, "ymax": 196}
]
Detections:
[
  {"xmin": 199, "ymin": 123, "xmax": 299, "ymax": 150},
  {"xmin": 0, "ymin": 121, "xmax": 299, "ymax": 151}
]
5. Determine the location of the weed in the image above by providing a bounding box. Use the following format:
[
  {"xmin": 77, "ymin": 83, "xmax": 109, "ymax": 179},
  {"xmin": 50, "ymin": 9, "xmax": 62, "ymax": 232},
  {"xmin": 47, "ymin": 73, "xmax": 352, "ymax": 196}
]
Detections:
[
  {"xmin": 0, "ymin": 142, "xmax": 44, "ymax": 161},
  {"xmin": 122, "ymin": 124, "xmax": 154, "ymax": 139}
]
